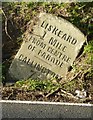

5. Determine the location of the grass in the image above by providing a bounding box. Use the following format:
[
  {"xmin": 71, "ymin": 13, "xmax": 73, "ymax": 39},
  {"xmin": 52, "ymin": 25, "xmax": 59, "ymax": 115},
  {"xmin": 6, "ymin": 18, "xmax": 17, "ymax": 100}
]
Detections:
[
  {"xmin": 15, "ymin": 78, "xmax": 61, "ymax": 93},
  {"xmin": 84, "ymin": 40, "xmax": 93, "ymax": 64}
]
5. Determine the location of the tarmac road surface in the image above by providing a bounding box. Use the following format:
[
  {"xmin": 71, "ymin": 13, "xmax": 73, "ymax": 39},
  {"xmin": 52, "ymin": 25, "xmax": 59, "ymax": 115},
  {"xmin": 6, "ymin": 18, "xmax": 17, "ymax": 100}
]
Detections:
[{"xmin": 0, "ymin": 100, "xmax": 93, "ymax": 119}]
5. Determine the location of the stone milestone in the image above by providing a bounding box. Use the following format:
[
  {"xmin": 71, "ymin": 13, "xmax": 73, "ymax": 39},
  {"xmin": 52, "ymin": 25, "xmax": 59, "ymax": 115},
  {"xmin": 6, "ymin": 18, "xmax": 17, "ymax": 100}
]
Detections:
[{"xmin": 9, "ymin": 12, "xmax": 86, "ymax": 81}]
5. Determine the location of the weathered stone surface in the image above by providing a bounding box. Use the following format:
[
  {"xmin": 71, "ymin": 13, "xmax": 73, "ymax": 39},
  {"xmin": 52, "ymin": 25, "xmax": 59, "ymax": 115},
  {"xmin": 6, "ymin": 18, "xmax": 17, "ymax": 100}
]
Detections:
[{"xmin": 9, "ymin": 12, "xmax": 86, "ymax": 81}]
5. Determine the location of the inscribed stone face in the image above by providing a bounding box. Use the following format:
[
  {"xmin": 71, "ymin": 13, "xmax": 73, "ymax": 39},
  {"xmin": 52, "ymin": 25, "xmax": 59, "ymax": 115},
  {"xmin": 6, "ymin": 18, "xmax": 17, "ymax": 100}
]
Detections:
[{"xmin": 9, "ymin": 13, "xmax": 86, "ymax": 80}]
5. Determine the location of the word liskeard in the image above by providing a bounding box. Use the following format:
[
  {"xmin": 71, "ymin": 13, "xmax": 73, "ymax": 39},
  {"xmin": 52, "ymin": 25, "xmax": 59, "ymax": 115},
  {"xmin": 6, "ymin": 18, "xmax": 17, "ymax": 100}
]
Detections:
[{"xmin": 9, "ymin": 13, "xmax": 86, "ymax": 81}]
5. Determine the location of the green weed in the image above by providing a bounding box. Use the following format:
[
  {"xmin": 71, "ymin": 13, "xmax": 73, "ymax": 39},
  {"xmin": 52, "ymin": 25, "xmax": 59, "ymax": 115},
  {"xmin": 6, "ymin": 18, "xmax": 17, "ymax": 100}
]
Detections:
[
  {"xmin": 84, "ymin": 40, "xmax": 93, "ymax": 64},
  {"xmin": 15, "ymin": 78, "xmax": 61, "ymax": 93}
]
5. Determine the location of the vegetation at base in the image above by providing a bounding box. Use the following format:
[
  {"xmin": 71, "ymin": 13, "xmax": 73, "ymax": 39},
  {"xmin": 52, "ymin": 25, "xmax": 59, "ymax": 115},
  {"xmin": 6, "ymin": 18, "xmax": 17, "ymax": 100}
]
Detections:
[
  {"xmin": 84, "ymin": 40, "xmax": 93, "ymax": 63},
  {"xmin": 15, "ymin": 78, "xmax": 61, "ymax": 93},
  {"xmin": 1, "ymin": 2, "xmax": 93, "ymax": 103}
]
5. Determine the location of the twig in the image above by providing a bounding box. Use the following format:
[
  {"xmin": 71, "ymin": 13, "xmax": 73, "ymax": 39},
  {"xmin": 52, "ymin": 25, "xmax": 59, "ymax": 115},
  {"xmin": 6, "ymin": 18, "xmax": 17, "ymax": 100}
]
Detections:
[
  {"xmin": 60, "ymin": 89, "xmax": 79, "ymax": 100},
  {"xmin": 76, "ymin": 53, "xmax": 84, "ymax": 61},
  {"xmin": 1, "ymin": 9, "xmax": 12, "ymax": 40},
  {"xmin": 46, "ymin": 88, "xmax": 60, "ymax": 98},
  {"xmin": 79, "ymin": 97, "xmax": 92, "ymax": 102},
  {"xmin": 46, "ymin": 87, "xmax": 79, "ymax": 101},
  {"xmin": 7, "ymin": 92, "xmax": 13, "ymax": 100},
  {"xmin": 69, "ymin": 71, "xmax": 81, "ymax": 82}
]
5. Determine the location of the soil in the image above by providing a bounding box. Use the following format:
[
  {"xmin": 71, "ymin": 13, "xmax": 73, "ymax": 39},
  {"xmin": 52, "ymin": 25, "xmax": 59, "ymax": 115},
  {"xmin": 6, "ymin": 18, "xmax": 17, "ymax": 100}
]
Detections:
[{"xmin": 1, "ymin": 82, "xmax": 93, "ymax": 103}]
